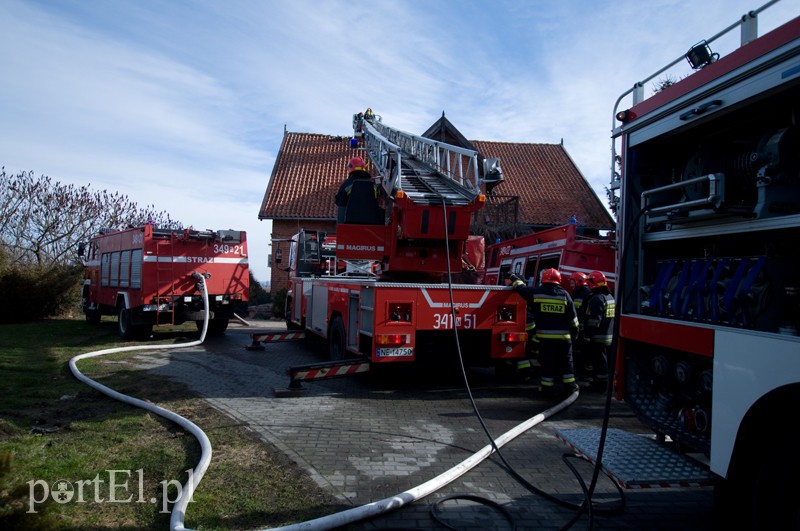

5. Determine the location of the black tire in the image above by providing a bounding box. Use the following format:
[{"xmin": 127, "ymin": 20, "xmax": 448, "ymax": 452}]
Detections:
[
  {"xmin": 328, "ymin": 316, "xmax": 346, "ymax": 361},
  {"xmin": 82, "ymin": 290, "xmax": 101, "ymax": 324},
  {"xmin": 716, "ymin": 421, "xmax": 800, "ymax": 531},
  {"xmin": 85, "ymin": 307, "xmax": 101, "ymax": 325},
  {"xmin": 197, "ymin": 319, "xmax": 229, "ymax": 335},
  {"xmin": 139, "ymin": 323, "xmax": 153, "ymax": 339},
  {"xmin": 118, "ymin": 306, "xmax": 134, "ymax": 340},
  {"xmin": 285, "ymin": 297, "xmax": 302, "ymax": 330},
  {"xmin": 752, "ymin": 440, "xmax": 800, "ymax": 530},
  {"xmin": 494, "ymin": 360, "xmax": 517, "ymax": 381}
]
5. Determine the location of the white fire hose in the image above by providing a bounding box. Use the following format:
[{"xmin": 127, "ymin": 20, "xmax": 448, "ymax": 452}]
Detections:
[
  {"xmin": 69, "ymin": 273, "xmax": 211, "ymax": 531},
  {"xmin": 70, "ymin": 272, "xmax": 577, "ymax": 530}
]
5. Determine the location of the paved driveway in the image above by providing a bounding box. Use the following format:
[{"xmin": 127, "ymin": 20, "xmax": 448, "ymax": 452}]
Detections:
[{"xmin": 136, "ymin": 320, "xmax": 714, "ymax": 530}]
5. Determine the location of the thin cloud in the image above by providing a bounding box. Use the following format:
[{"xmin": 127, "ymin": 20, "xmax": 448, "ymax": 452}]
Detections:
[{"xmin": 2, "ymin": 0, "xmax": 796, "ymax": 282}]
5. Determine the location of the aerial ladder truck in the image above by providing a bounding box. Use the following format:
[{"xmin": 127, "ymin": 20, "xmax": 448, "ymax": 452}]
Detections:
[{"xmin": 282, "ymin": 113, "xmax": 526, "ymax": 380}]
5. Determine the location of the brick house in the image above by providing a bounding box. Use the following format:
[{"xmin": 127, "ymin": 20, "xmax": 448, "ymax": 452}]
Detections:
[{"xmin": 258, "ymin": 115, "xmax": 614, "ymax": 295}]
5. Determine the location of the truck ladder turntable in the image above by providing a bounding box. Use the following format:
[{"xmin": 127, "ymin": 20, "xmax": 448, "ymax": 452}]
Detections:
[{"xmin": 556, "ymin": 428, "xmax": 713, "ymax": 489}]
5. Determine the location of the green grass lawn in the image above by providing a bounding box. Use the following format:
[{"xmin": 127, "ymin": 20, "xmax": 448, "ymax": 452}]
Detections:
[{"xmin": 0, "ymin": 318, "xmax": 341, "ymax": 530}]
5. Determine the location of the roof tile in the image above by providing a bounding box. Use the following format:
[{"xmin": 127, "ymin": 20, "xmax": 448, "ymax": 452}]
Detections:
[{"xmin": 259, "ymin": 131, "xmax": 614, "ymax": 231}]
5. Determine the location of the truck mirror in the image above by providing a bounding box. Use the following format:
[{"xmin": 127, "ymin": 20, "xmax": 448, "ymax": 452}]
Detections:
[{"xmin": 77, "ymin": 242, "xmax": 86, "ymax": 257}]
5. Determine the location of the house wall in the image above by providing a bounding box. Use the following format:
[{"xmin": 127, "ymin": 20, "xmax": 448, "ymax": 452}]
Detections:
[{"xmin": 270, "ymin": 219, "xmax": 336, "ymax": 295}]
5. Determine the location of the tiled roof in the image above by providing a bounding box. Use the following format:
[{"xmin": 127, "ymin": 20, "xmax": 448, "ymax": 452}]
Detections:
[
  {"xmin": 472, "ymin": 140, "xmax": 614, "ymax": 230},
  {"xmin": 259, "ymin": 133, "xmax": 360, "ymax": 220},
  {"xmin": 259, "ymin": 131, "xmax": 614, "ymax": 231}
]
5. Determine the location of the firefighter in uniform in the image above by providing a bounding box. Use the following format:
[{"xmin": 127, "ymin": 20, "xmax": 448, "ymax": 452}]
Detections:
[
  {"xmin": 335, "ymin": 157, "xmax": 376, "ymax": 207},
  {"xmin": 506, "ymin": 269, "xmax": 579, "ymax": 396},
  {"xmin": 502, "ymin": 272, "xmax": 537, "ymax": 381},
  {"xmin": 584, "ymin": 270, "xmax": 615, "ymax": 391},
  {"xmin": 570, "ymin": 272, "xmax": 592, "ymax": 329},
  {"xmin": 569, "ymin": 271, "xmax": 593, "ymax": 382}
]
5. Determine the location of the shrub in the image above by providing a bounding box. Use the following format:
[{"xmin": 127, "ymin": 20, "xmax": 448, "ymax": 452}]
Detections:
[
  {"xmin": 0, "ymin": 261, "xmax": 82, "ymax": 322},
  {"xmin": 271, "ymin": 288, "xmax": 287, "ymax": 319},
  {"xmin": 248, "ymin": 271, "xmax": 271, "ymax": 305}
]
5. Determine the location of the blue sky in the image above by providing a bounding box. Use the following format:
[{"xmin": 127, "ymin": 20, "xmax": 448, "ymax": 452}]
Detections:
[{"xmin": 1, "ymin": 0, "xmax": 796, "ymax": 283}]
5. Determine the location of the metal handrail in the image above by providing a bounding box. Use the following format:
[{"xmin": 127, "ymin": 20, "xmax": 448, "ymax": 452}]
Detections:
[
  {"xmin": 361, "ymin": 118, "xmax": 481, "ymax": 195},
  {"xmin": 609, "ymin": 0, "xmax": 781, "ymax": 207}
]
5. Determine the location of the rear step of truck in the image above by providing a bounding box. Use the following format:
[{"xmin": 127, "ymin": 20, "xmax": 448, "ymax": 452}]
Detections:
[
  {"xmin": 245, "ymin": 332, "xmax": 306, "ymax": 351},
  {"xmin": 556, "ymin": 428, "xmax": 714, "ymax": 488},
  {"xmin": 273, "ymin": 358, "xmax": 371, "ymax": 397}
]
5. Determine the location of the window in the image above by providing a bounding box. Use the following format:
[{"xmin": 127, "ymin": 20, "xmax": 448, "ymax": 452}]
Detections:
[
  {"xmin": 131, "ymin": 249, "xmax": 142, "ymax": 289},
  {"xmin": 119, "ymin": 250, "xmax": 131, "ymax": 288},
  {"xmin": 101, "ymin": 253, "xmax": 111, "ymax": 287},
  {"xmin": 534, "ymin": 254, "xmax": 561, "ymax": 286},
  {"xmin": 524, "ymin": 257, "xmax": 538, "ymax": 282},
  {"xmin": 110, "ymin": 251, "xmax": 120, "ymax": 287}
]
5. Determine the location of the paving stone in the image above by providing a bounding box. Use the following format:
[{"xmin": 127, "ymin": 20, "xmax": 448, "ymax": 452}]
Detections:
[{"xmin": 136, "ymin": 320, "xmax": 714, "ymax": 530}]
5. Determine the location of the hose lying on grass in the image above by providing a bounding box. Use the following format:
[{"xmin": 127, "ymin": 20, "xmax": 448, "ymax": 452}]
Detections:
[
  {"xmin": 69, "ymin": 273, "xmax": 210, "ymax": 531},
  {"xmin": 70, "ymin": 272, "xmax": 578, "ymax": 530}
]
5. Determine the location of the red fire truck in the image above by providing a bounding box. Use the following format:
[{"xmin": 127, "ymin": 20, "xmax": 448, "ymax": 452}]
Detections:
[
  {"xmin": 483, "ymin": 223, "xmax": 616, "ymax": 291},
  {"xmin": 283, "ymin": 115, "xmax": 528, "ymax": 369},
  {"xmin": 558, "ymin": 4, "xmax": 799, "ymax": 528},
  {"xmin": 81, "ymin": 224, "xmax": 249, "ymax": 339}
]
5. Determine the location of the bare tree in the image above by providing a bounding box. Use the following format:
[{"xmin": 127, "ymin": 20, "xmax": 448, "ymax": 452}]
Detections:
[{"xmin": 0, "ymin": 168, "xmax": 181, "ymax": 266}]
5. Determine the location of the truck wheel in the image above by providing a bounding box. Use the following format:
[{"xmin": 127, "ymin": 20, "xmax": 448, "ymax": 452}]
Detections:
[
  {"xmin": 197, "ymin": 319, "xmax": 229, "ymax": 335},
  {"xmin": 118, "ymin": 306, "xmax": 135, "ymax": 340},
  {"xmin": 285, "ymin": 297, "xmax": 302, "ymax": 330},
  {"xmin": 85, "ymin": 307, "xmax": 101, "ymax": 325},
  {"xmin": 752, "ymin": 438, "xmax": 800, "ymax": 529},
  {"xmin": 328, "ymin": 316, "xmax": 346, "ymax": 361},
  {"xmin": 82, "ymin": 290, "xmax": 101, "ymax": 324}
]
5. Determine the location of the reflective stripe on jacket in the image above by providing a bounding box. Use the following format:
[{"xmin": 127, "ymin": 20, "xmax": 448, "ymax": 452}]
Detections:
[
  {"xmin": 512, "ymin": 281, "xmax": 578, "ymax": 342},
  {"xmin": 585, "ymin": 289, "xmax": 615, "ymax": 344}
]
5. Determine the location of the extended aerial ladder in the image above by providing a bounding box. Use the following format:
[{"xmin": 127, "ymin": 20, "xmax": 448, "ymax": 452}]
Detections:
[
  {"xmin": 337, "ymin": 113, "xmax": 503, "ymax": 279},
  {"xmin": 276, "ymin": 114, "xmax": 526, "ymax": 394}
]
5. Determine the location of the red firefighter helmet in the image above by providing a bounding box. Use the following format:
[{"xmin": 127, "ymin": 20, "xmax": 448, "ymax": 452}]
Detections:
[
  {"xmin": 347, "ymin": 157, "xmax": 365, "ymax": 173},
  {"xmin": 541, "ymin": 268, "xmax": 561, "ymax": 285},
  {"xmin": 570, "ymin": 271, "xmax": 587, "ymax": 287},
  {"xmin": 587, "ymin": 270, "xmax": 608, "ymax": 288}
]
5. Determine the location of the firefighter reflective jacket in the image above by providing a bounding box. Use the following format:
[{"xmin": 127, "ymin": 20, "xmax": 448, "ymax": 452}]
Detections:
[
  {"xmin": 585, "ymin": 287, "xmax": 615, "ymax": 344},
  {"xmin": 572, "ymin": 284, "xmax": 593, "ymax": 331},
  {"xmin": 512, "ymin": 281, "xmax": 579, "ymax": 342}
]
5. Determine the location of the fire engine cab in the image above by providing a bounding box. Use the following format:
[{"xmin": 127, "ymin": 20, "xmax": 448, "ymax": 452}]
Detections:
[
  {"xmin": 81, "ymin": 224, "xmax": 249, "ymax": 339},
  {"xmin": 559, "ymin": 4, "xmax": 800, "ymax": 529},
  {"xmin": 283, "ymin": 114, "xmax": 528, "ymax": 369},
  {"xmin": 483, "ymin": 223, "xmax": 616, "ymax": 291}
]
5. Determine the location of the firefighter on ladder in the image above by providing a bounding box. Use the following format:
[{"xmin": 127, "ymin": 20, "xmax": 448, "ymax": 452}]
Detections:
[
  {"xmin": 506, "ymin": 269, "xmax": 580, "ymax": 397},
  {"xmin": 583, "ymin": 270, "xmax": 615, "ymax": 392},
  {"xmin": 336, "ymin": 157, "xmax": 371, "ymax": 205}
]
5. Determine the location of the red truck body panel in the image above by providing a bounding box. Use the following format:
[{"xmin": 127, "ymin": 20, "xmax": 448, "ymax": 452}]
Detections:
[
  {"xmin": 82, "ymin": 225, "xmax": 248, "ymax": 335},
  {"xmin": 484, "ymin": 224, "xmax": 616, "ymax": 290}
]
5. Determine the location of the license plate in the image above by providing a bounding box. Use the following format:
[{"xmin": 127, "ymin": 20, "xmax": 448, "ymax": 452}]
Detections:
[{"xmin": 376, "ymin": 347, "xmax": 413, "ymax": 358}]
